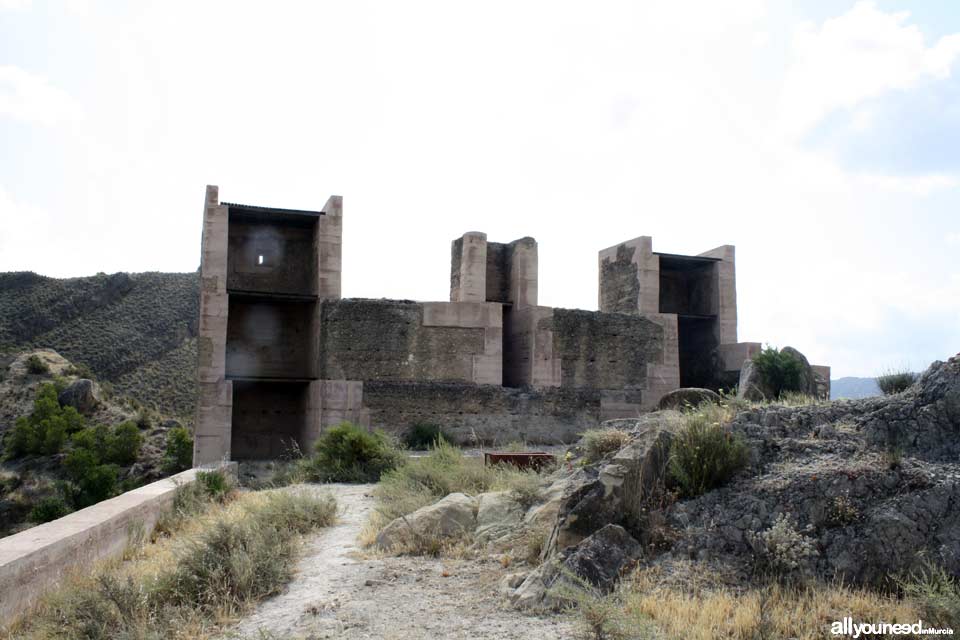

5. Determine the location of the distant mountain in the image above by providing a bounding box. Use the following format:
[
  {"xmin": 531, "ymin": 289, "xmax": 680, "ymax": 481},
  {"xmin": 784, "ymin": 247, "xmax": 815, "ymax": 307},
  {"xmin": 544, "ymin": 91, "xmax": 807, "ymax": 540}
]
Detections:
[
  {"xmin": 0, "ymin": 271, "xmax": 199, "ymax": 419},
  {"xmin": 831, "ymin": 376, "xmax": 881, "ymax": 400}
]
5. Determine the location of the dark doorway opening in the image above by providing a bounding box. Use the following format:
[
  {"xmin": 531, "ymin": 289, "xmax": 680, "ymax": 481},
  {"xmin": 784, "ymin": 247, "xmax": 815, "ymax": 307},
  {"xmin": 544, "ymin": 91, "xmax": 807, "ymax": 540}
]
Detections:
[
  {"xmin": 677, "ymin": 316, "xmax": 719, "ymax": 389},
  {"xmin": 231, "ymin": 380, "xmax": 311, "ymax": 459}
]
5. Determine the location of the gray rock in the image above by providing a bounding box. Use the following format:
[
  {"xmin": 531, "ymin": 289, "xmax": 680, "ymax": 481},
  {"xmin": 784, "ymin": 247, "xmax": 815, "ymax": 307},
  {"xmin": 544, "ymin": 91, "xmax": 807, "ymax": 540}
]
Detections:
[
  {"xmin": 475, "ymin": 491, "xmax": 523, "ymax": 540},
  {"xmin": 737, "ymin": 359, "xmax": 771, "ymax": 402},
  {"xmin": 57, "ymin": 378, "xmax": 101, "ymax": 415},
  {"xmin": 544, "ymin": 419, "xmax": 677, "ymax": 557},
  {"xmin": 658, "ymin": 388, "xmax": 721, "ymax": 411},
  {"xmin": 513, "ymin": 524, "xmax": 642, "ymax": 610},
  {"xmin": 376, "ymin": 492, "xmax": 477, "ymax": 550}
]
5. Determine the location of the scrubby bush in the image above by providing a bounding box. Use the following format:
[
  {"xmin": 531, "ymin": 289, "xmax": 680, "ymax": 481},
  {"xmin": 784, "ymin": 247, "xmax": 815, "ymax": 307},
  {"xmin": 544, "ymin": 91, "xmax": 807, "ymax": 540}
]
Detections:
[
  {"xmin": 29, "ymin": 495, "xmax": 72, "ymax": 523},
  {"xmin": 303, "ymin": 422, "xmax": 404, "ymax": 483},
  {"xmin": 900, "ymin": 564, "xmax": 960, "ymax": 628},
  {"xmin": 64, "ymin": 362, "xmax": 94, "ymax": 379},
  {"xmin": 876, "ymin": 369, "xmax": 918, "ymax": 395},
  {"xmin": 14, "ymin": 488, "xmax": 336, "ymax": 639},
  {"xmin": 106, "ymin": 421, "xmax": 142, "ymax": 465},
  {"xmin": 374, "ymin": 439, "xmax": 541, "ymax": 524},
  {"xmin": 26, "ymin": 354, "xmax": 50, "ymax": 375},
  {"xmin": 5, "ymin": 383, "xmax": 85, "ymax": 458},
  {"xmin": 752, "ymin": 513, "xmax": 817, "ymax": 575},
  {"xmin": 62, "ymin": 422, "xmax": 141, "ymax": 508},
  {"xmin": 752, "ymin": 346, "xmax": 805, "ymax": 398},
  {"xmin": 403, "ymin": 423, "xmax": 452, "ymax": 449},
  {"xmin": 162, "ymin": 426, "xmax": 194, "ymax": 474},
  {"xmin": 668, "ymin": 412, "xmax": 749, "ymax": 498},
  {"xmin": 582, "ymin": 428, "xmax": 631, "ymax": 463}
]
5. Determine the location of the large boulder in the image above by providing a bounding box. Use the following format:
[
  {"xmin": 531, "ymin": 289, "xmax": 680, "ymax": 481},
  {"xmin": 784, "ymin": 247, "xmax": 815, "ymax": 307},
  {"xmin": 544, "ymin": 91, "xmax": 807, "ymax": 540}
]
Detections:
[
  {"xmin": 781, "ymin": 346, "xmax": 818, "ymax": 397},
  {"xmin": 658, "ymin": 388, "xmax": 721, "ymax": 411},
  {"xmin": 376, "ymin": 492, "xmax": 477, "ymax": 550},
  {"xmin": 475, "ymin": 491, "xmax": 523, "ymax": 540},
  {"xmin": 512, "ymin": 524, "xmax": 643, "ymax": 610},
  {"xmin": 57, "ymin": 378, "xmax": 102, "ymax": 415}
]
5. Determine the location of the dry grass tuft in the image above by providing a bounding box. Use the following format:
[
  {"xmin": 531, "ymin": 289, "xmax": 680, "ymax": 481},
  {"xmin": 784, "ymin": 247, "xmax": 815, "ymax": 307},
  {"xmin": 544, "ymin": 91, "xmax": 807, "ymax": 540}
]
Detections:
[
  {"xmin": 579, "ymin": 565, "xmax": 930, "ymax": 640},
  {"xmin": 5, "ymin": 485, "xmax": 336, "ymax": 640}
]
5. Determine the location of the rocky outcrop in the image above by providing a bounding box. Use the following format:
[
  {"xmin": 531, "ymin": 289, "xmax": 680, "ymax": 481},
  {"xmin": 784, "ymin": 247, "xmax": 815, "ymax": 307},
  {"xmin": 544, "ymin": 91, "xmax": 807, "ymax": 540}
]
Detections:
[
  {"xmin": 57, "ymin": 379, "xmax": 102, "ymax": 415},
  {"xmin": 522, "ymin": 353, "xmax": 960, "ymax": 596},
  {"xmin": 544, "ymin": 420, "xmax": 678, "ymax": 558},
  {"xmin": 657, "ymin": 388, "xmax": 721, "ymax": 411},
  {"xmin": 511, "ymin": 524, "xmax": 643, "ymax": 609},
  {"xmin": 376, "ymin": 493, "xmax": 477, "ymax": 550}
]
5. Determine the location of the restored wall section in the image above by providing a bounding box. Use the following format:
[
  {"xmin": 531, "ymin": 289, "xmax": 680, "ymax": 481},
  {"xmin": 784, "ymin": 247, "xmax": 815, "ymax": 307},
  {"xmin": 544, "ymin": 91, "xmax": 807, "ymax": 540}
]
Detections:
[
  {"xmin": 598, "ymin": 236, "xmax": 659, "ymax": 315},
  {"xmin": 319, "ymin": 299, "xmax": 502, "ymax": 385},
  {"xmin": 362, "ymin": 381, "xmax": 599, "ymax": 445}
]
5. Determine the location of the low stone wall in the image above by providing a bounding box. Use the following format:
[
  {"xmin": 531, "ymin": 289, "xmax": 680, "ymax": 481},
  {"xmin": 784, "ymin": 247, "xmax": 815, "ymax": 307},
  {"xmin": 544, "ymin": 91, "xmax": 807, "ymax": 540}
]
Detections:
[
  {"xmin": 0, "ymin": 465, "xmax": 233, "ymax": 628},
  {"xmin": 363, "ymin": 381, "xmax": 601, "ymax": 444}
]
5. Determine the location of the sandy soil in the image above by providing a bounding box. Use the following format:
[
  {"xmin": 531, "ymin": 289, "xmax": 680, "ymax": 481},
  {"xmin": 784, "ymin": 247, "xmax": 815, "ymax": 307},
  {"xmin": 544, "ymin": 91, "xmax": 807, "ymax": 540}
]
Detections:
[{"xmin": 226, "ymin": 484, "xmax": 577, "ymax": 640}]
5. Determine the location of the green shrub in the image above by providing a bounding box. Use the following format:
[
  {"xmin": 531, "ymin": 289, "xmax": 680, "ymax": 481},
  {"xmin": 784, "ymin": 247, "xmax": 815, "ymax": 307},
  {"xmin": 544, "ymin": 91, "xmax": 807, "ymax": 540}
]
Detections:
[
  {"xmin": 107, "ymin": 421, "xmax": 142, "ymax": 465},
  {"xmin": 26, "ymin": 354, "xmax": 50, "ymax": 375},
  {"xmin": 752, "ymin": 347, "xmax": 805, "ymax": 398},
  {"xmin": 900, "ymin": 563, "xmax": 960, "ymax": 628},
  {"xmin": 196, "ymin": 469, "xmax": 231, "ymax": 500},
  {"xmin": 403, "ymin": 423, "xmax": 453, "ymax": 449},
  {"xmin": 668, "ymin": 412, "xmax": 749, "ymax": 498},
  {"xmin": 876, "ymin": 369, "xmax": 918, "ymax": 395},
  {"xmin": 29, "ymin": 495, "xmax": 72, "ymax": 523},
  {"xmin": 582, "ymin": 428, "xmax": 631, "ymax": 463},
  {"xmin": 135, "ymin": 408, "xmax": 153, "ymax": 430},
  {"xmin": 162, "ymin": 426, "xmax": 194, "ymax": 474},
  {"xmin": 64, "ymin": 362, "xmax": 95, "ymax": 379},
  {"xmin": 5, "ymin": 383, "xmax": 85, "ymax": 458},
  {"xmin": 304, "ymin": 422, "xmax": 404, "ymax": 483}
]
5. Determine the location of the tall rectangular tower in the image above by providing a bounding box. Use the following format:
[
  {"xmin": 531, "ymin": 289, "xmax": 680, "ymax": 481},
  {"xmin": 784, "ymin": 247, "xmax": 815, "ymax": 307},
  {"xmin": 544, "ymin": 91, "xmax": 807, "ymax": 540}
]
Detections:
[{"xmin": 193, "ymin": 186, "xmax": 342, "ymax": 465}]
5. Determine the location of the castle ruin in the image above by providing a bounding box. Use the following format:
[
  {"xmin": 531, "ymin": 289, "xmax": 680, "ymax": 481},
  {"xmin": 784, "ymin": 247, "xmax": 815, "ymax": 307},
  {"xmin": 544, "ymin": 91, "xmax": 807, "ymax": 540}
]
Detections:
[{"xmin": 194, "ymin": 186, "xmax": 824, "ymax": 463}]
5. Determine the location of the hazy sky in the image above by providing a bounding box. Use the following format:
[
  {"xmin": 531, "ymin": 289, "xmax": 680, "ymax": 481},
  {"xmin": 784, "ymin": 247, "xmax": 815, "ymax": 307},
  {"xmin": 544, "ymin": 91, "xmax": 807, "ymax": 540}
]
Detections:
[{"xmin": 1, "ymin": 1, "xmax": 958, "ymax": 377}]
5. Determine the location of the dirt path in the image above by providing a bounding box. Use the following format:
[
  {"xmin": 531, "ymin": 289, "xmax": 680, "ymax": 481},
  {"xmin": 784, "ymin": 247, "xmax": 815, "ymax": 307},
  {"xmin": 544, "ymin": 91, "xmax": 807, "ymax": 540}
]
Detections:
[{"xmin": 228, "ymin": 484, "xmax": 577, "ymax": 640}]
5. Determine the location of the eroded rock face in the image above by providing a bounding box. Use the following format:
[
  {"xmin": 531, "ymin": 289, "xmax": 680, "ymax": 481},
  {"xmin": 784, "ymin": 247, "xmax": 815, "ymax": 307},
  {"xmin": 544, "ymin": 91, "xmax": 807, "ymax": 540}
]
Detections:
[
  {"xmin": 512, "ymin": 524, "xmax": 643, "ymax": 610},
  {"xmin": 57, "ymin": 379, "xmax": 102, "ymax": 415},
  {"xmin": 657, "ymin": 388, "xmax": 721, "ymax": 411},
  {"xmin": 737, "ymin": 360, "xmax": 771, "ymax": 402},
  {"xmin": 376, "ymin": 492, "xmax": 477, "ymax": 550},
  {"xmin": 674, "ymin": 354, "xmax": 960, "ymax": 584},
  {"xmin": 544, "ymin": 421, "xmax": 678, "ymax": 558}
]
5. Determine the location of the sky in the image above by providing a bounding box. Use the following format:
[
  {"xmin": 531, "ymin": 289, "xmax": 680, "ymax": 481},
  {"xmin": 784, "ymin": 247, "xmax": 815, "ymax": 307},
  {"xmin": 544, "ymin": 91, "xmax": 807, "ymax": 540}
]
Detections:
[{"xmin": 0, "ymin": 0, "xmax": 958, "ymax": 378}]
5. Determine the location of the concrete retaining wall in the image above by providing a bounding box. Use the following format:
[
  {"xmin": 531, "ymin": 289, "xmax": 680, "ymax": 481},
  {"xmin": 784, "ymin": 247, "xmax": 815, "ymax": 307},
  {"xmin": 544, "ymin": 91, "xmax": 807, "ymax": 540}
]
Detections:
[{"xmin": 0, "ymin": 466, "xmax": 231, "ymax": 628}]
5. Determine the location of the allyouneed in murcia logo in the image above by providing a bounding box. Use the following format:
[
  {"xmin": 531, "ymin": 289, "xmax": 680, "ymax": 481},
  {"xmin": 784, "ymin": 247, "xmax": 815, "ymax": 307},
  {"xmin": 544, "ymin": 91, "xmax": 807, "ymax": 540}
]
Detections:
[{"xmin": 831, "ymin": 618, "xmax": 954, "ymax": 637}]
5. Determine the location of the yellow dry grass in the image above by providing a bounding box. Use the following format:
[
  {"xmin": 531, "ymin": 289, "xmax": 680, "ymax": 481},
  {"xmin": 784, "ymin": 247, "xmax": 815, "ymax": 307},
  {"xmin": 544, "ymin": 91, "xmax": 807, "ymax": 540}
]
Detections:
[{"xmin": 615, "ymin": 567, "xmax": 924, "ymax": 640}]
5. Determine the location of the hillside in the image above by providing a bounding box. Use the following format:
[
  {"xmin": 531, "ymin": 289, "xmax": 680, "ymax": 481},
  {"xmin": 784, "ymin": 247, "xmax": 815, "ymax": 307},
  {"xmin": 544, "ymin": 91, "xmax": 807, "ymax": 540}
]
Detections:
[
  {"xmin": 831, "ymin": 376, "xmax": 882, "ymax": 399},
  {"xmin": 0, "ymin": 271, "xmax": 199, "ymax": 420}
]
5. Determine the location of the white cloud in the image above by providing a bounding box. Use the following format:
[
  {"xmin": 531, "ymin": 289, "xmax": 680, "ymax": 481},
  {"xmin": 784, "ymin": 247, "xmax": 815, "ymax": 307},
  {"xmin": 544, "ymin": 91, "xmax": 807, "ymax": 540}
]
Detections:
[
  {"xmin": 0, "ymin": 65, "xmax": 82, "ymax": 126},
  {"xmin": 947, "ymin": 232, "xmax": 960, "ymax": 246},
  {"xmin": 0, "ymin": 0, "xmax": 31, "ymax": 10},
  {"xmin": 859, "ymin": 173, "xmax": 959, "ymax": 196},
  {"xmin": 777, "ymin": 1, "xmax": 960, "ymax": 139}
]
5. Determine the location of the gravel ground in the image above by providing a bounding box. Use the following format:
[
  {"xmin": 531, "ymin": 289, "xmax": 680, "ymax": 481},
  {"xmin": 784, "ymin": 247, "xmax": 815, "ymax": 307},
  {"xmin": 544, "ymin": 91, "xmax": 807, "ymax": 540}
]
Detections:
[{"xmin": 225, "ymin": 484, "xmax": 577, "ymax": 640}]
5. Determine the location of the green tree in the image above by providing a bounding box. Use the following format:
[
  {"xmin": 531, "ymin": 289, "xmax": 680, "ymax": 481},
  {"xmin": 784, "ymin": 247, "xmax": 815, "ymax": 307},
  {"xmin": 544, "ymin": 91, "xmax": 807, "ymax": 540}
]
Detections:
[{"xmin": 5, "ymin": 384, "xmax": 85, "ymax": 458}]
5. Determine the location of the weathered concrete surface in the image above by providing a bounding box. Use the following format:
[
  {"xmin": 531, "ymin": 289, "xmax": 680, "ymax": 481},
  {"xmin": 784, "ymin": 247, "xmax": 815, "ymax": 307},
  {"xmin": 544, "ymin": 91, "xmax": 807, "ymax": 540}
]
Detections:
[{"xmin": 0, "ymin": 465, "xmax": 233, "ymax": 628}]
